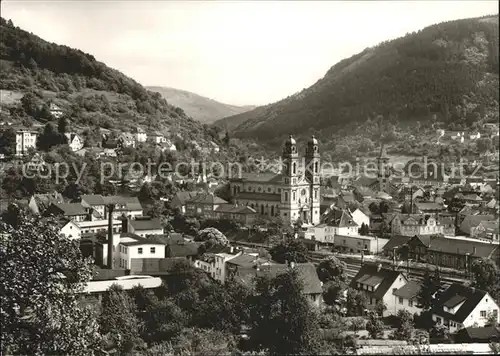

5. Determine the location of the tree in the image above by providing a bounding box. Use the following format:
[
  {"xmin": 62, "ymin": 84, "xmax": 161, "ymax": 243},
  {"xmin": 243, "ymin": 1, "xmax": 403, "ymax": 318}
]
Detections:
[
  {"xmin": 269, "ymin": 239, "xmax": 309, "ymax": 264},
  {"xmin": 1, "ymin": 203, "xmax": 23, "ymax": 229},
  {"xmin": 476, "ymin": 137, "xmax": 492, "ymax": 153},
  {"xmin": 195, "ymin": 227, "xmax": 229, "ymax": 248},
  {"xmin": 416, "ymin": 267, "xmax": 442, "ymax": 310},
  {"xmin": 20, "ymin": 91, "xmax": 39, "ymax": 116},
  {"xmin": 393, "ymin": 310, "xmax": 415, "ymax": 342},
  {"xmin": 0, "ymin": 216, "xmax": 101, "ymax": 355},
  {"xmin": 37, "ymin": 122, "xmax": 65, "ymax": 151},
  {"xmin": 471, "ymin": 258, "xmax": 500, "ymax": 297},
  {"xmin": 171, "ymin": 328, "xmax": 236, "ymax": 355},
  {"xmin": 0, "ymin": 128, "xmax": 16, "ymax": 156},
  {"xmin": 58, "ymin": 116, "xmax": 68, "ymax": 135},
  {"xmin": 322, "ymin": 279, "xmax": 347, "ymax": 307},
  {"xmin": 375, "ymin": 300, "xmax": 387, "ymax": 317},
  {"xmin": 316, "ymin": 256, "xmax": 347, "ymax": 283},
  {"xmin": 366, "ymin": 312, "xmax": 384, "ymax": 339},
  {"xmin": 345, "ymin": 288, "xmax": 368, "ymax": 317},
  {"xmin": 99, "ymin": 284, "xmax": 143, "ymax": 354},
  {"xmin": 359, "ymin": 222, "xmax": 370, "ymax": 235},
  {"xmin": 248, "ymin": 268, "xmax": 321, "ymax": 355},
  {"xmin": 358, "ymin": 138, "xmax": 375, "ymax": 153}
]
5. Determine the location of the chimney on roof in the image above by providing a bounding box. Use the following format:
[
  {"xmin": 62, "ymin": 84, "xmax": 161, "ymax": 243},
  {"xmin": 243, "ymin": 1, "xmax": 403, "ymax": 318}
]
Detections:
[
  {"xmin": 107, "ymin": 204, "xmax": 115, "ymax": 269},
  {"xmin": 230, "ymin": 246, "xmax": 234, "ymax": 254}
]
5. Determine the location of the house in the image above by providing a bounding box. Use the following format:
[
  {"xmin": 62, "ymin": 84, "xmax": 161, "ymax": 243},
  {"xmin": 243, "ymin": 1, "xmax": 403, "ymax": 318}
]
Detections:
[
  {"xmin": 28, "ymin": 192, "xmax": 64, "ymax": 215},
  {"xmin": 160, "ymin": 140, "xmax": 177, "ymax": 152},
  {"xmin": 102, "ymin": 148, "xmax": 117, "ymax": 157},
  {"xmin": 334, "ymin": 234, "xmax": 389, "ymax": 254},
  {"xmin": 64, "ymin": 132, "xmax": 84, "ymax": 152},
  {"xmin": 165, "ymin": 240, "xmax": 201, "ymax": 262},
  {"xmin": 431, "ymin": 284, "xmax": 500, "ymax": 333},
  {"xmin": 104, "ymin": 196, "xmax": 143, "ymax": 219},
  {"xmin": 349, "ymin": 263, "xmax": 408, "ymax": 317},
  {"xmin": 49, "ymin": 103, "xmax": 63, "ymax": 118},
  {"xmin": 148, "ymin": 132, "xmax": 167, "ymax": 144},
  {"xmin": 383, "ymin": 234, "xmax": 499, "ymax": 270},
  {"xmin": 80, "ymin": 194, "xmax": 107, "ymax": 219},
  {"xmin": 449, "ymin": 131, "xmax": 465, "ymax": 143},
  {"xmin": 15, "ymin": 129, "xmax": 38, "ymax": 156},
  {"xmin": 135, "ymin": 127, "xmax": 147, "ymax": 142},
  {"xmin": 391, "ymin": 280, "xmax": 423, "ymax": 316},
  {"xmin": 44, "ymin": 202, "xmax": 89, "ymax": 222},
  {"xmin": 391, "ymin": 214, "xmax": 447, "ymax": 236},
  {"xmin": 209, "ymin": 141, "xmax": 220, "ymax": 153},
  {"xmin": 321, "ymin": 207, "xmax": 359, "ymax": 236},
  {"xmin": 170, "ymin": 191, "xmax": 198, "ymax": 214},
  {"xmin": 459, "ymin": 215, "xmax": 495, "ymax": 235},
  {"xmin": 472, "ymin": 221, "xmax": 499, "ymax": 241},
  {"xmin": 54, "ymin": 218, "xmax": 81, "ymax": 240},
  {"xmin": 185, "ymin": 192, "xmax": 228, "ymax": 218},
  {"xmin": 77, "ymin": 219, "xmax": 123, "ymax": 235},
  {"xmin": 117, "ymin": 233, "xmax": 166, "ymax": 269},
  {"xmin": 117, "ymin": 132, "xmax": 136, "ymax": 148},
  {"xmin": 454, "ymin": 325, "xmax": 500, "ymax": 343},
  {"xmin": 125, "ymin": 216, "xmax": 163, "ymax": 237},
  {"xmin": 213, "ymin": 204, "xmax": 258, "ymax": 226},
  {"xmin": 350, "ymin": 208, "xmax": 370, "ymax": 228},
  {"xmin": 469, "ymin": 132, "xmax": 481, "ymax": 140},
  {"xmin": 129, "ymin": 257, "xmax": 189, "ymax": 276}
]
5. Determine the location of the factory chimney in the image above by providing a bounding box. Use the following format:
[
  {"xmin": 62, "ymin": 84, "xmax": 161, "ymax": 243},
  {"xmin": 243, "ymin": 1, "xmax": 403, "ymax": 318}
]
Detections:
[{"xmin": 107, "ymin": 204, "xmax": 115, "ymax": 269}]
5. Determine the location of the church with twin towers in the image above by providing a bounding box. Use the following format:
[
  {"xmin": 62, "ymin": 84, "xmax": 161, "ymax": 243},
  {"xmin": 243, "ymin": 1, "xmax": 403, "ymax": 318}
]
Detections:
[{"xmin": 228, "ymin": 135, "xmax": 321, "ymax": 226}]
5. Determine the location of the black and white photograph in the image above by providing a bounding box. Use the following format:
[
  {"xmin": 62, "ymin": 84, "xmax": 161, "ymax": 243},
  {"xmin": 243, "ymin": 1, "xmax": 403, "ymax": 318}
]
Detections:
[{"xmin": 0, "ymin": 0, "xmax": 499, "ymax": 354}]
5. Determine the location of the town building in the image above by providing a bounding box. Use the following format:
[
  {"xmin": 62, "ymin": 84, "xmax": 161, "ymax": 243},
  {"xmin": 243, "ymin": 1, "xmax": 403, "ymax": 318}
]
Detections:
[
  {"xmin": 229, "ymin": 135, "xmax": 321, "ymax": 226},
  {"xmin": 349, "ymin": 263, "xmax": 408, "ymax": 317},
  {"xmin": 334, "ymin": 234, "xmax": 389, "ymax": 255},
  {"xmin": 391, "ymin": 280, "xmax": 424, "ymax": 316},
  {"xmin": 213, "ymin": 204, "xmax": 258, "ymax": 226},
  {"xmin": 471, "ymin": 220, "xmax": 499, "ymax": 241},
  {"xmin": 15, "ymin": 129, "xmax": 38, "ymax": 156},
  {"xmin": 49, "ymin": 103, "xmax": 63, "ymax": 118},
  {"xmin": 460, "ymin": 215, "xmax": 495, "ymax": 236},
  {"xmin": 135, "ymin": 127, "xmax": 147, "ymax": 142},
  {"xmin": 64, "ymin": 132, "xmax": 84, "ymax": 152},
  {"xmin": 124, "ymin": 216, "xmax": 164, "ymax": 237},
  {"xmin": 117, "ymin": 233, "xmax": 166, "ymax": 269},
  {"xmin": 57, "ymin": 218, "xmax": 82, "ymax": 240},
  {"xmin": 28, "ymin": 192, "xmax": 64, "ymax": 215},
  {"xmin": 391, "ymin": 214, "xmax": 451, "ymax": 236},
  {"xmin": 117, "ymin": 132, "xmax": 136, "ymax": 148},
  {"xmin": 431, "ymin": 284, "xmax": 499, "ymax": 333},
  {"xmin": 170, "ymin": 191, "xmax": 198, "ymax": 214},
  {"xmin": 44, "ymin": 202, "xmax": 89, "ymax": 222},
  {"xmin": 185, "ymin": 192, "xmax": 228, "ymax": 218}
]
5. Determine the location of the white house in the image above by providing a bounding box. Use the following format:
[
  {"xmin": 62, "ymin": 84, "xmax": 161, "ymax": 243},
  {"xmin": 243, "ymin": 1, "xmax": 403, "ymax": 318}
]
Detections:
[
  {"xmin": 49, "ymin": 103, "xmax": 63, "ymax": 118},
  {"xmin": 135, "ymin": 127, "xmax": 147, "ymax": 143},
  {"xmin": 391, "ymin": 280, "xmax": 424, "ymax": 316},
  {"xmin": 77, "ymin": 219, "xmax": 123, "ymax": 235},
  {"xmin": 334, "ymin": 234, "xmax": 389, "ymax": 254},
  {"xmin": 127, "ymin": 216, "xmax": 163, "ymax": 237},
  {"xmin": 349, "ymin": 263, "xmax": 408, "ymax": 317},
  {"xmin": 321, "ymin": 207, "xmax": 359, "ymax": 236},
  {"xmin": 431, "ymin": 284, "xmax": 499, "ymax": 333},
  {"xmin": 213, "ymin": 251, "xmax": 241, "ymax": 284},
  {"xmin": 392, "ymin": 214, "xmax": 446, "ymax": 236},
  {"xmin": 15, "ymin": 129, "xmax": 38, "ymax": 156},
  {"xmin": 64, "ymin": 132, "xmax": 84, "ymax": 152},
  {"xmin": 210, "ymin": 141, "xmax": 220, "ymax": 153},
  {"xmin": 469, "ymin": 132, "xmax": 481, "ymax": 140},
  {"xmin": 80, "ymin": 194, "xmax": 107, "ymax": 219},
  {"xmin": 118, "ymin": 235, "xmax": 166, "ymax": 269},
  {"xmin": 148, "ymin": 132, "xmax": 167, "ymax": 144},
  {"xmin": 350, "ymin": 208, "xmax": 370, "ymax": 229},
  {"xmin": 58, "ymin": 219, "xmax": 82, "ymax": 240}
]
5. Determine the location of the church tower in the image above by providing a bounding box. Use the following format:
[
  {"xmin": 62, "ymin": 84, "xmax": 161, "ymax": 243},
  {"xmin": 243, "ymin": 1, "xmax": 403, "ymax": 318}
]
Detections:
[
  {"xmin": 281, "ymin": 135, "xmax": 300, "ymax": 224},
  {"xmin": 377, "ymin": 144, "xmax": 390, "ymax": 192},
  {"xmin": 305, "ymin": 135, "xmax": 321, "ymax": 225}
]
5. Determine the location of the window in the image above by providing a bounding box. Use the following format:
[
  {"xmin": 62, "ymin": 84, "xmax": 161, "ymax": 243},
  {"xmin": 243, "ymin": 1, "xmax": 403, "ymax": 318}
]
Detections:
[
  {"xmin": 150, "ymin": 247, "xmax": 156, "ymax": 254},
  {"xmin": 138, "ymin": 248, "xmax": 143, "ymax": 255},
  {"xmin": 399, "ymin": 297, "xmax": 403, "ymax": 305},
  {"xmin": 480, "ymin": 310, "xmax": 487, "ymax": 318},
  {"xmin": 314, "ymin": 190, "xmax": 318, "ymax": 199},
  {"xmin": 292, "ymin": 191, "xmax": 296, "ymax": 201},
  {"xmin": 409, "ymin": 299, "xmax": 413, "ymax": 307}
]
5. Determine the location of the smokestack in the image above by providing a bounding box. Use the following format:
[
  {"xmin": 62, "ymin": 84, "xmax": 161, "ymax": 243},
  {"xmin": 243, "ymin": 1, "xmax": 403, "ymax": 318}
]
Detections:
[
  {"xmin": 377, "ymin": 263, "xmax": 382, "ymax": 272},
  {"xmin": 107, "ymin": 204, "xmax": 114, "ymax": 269}
]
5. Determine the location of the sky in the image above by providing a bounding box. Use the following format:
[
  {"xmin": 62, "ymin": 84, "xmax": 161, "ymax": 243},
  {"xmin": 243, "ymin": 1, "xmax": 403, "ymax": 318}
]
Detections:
[{"xmin": 1, "ymin": 1, "xmax": 498, "ymax": 106}]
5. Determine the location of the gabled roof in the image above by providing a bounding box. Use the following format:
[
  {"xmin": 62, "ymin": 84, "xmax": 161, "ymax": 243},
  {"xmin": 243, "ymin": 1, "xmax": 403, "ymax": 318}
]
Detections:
[
  {"xmin": 415, "ymin": 202, "xmax": 445, "ymax": 211},
  {"xmin": 349, "ymin": 264, "xmax": 405, "ymax": 299},
  {"xmin": 119, "ymin": 233, "xmax": 166, "ymax": 246},
  {"xmin": 428, "ymin": 238, "xmax": 498, "ymax": 258},
  {"xmin": 129, "ymin": 217, "xmax": 163, "ymax": 231},
  {"xmin": 459, "ymin": 326, "xmax": 500, "ymax": 341},
  {"xmin": 81, "ymin": 194, "xmax": 106, "ymax": 206},
  {"xmin": 167, "ymin": 241, "xmax": 201, "ymax": 257},
  {"xmin": 52, "ymin": 203, "xmax": 87, "ymax": 216},
  {"xmin": 214, "ymin": 204, "xmax": 257, "ymax": 214},
  {"xmin": 321, "ymin": 207, "xmax": 358, "ymax": 227},
  {"xmin": 382, "ymin": 235, "xmax": 411, "ymax": 252},
  {"xmin": 186, "ymin": 192, "xmax": 228, "ymax": 205},
  {"xmin": 104, "ymin": 196, "xmax": 143, "ymax": 211},
  {"xmin": 393, "ymin": 280, "xmax": 422, "ymax": 300},
  {"xmin": 460, "ymin": 214, "xmax": 495, "ymax": 233},
  {"xmin": 431, "ymin": 283, "xmax": 490, "ymax": 323},
  {"xmin": 230, "ymin": 172, "xmax": 283, "ymax": 183},
  {"xmin": 171, "ymin": 191, "xmax": 198, "ymax": 206}
]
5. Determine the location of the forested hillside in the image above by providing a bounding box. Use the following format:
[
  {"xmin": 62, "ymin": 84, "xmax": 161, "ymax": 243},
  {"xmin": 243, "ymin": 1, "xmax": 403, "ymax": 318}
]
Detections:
[
  {"xmin": 219, "ymin": 15, "xmax": 499, "ymax": 144},
  {"xmin": 0, "ymin": 17, "xmax": 208, "ymax": 140}
]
